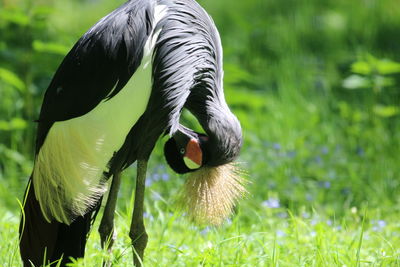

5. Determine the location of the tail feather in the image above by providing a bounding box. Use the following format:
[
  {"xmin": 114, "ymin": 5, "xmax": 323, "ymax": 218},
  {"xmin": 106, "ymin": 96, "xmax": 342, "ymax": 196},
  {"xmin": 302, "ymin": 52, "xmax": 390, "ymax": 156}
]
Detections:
[{"xmin": 19, "ymin": 179, "xmax": 101, "ymax": 267}]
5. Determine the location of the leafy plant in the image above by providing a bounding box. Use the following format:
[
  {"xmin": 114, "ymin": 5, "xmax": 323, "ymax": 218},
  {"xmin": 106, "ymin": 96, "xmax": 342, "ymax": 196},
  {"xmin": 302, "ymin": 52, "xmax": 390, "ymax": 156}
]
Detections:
[{"xmin": 343, "ymin": 54, "xmax": 400, "ymax": 117}]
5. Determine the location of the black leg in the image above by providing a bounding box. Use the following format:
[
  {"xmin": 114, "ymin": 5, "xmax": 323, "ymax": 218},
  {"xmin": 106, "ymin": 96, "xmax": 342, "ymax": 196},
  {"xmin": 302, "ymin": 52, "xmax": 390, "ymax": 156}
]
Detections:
[
  {"xmin": 99, "ymin": 171, "xmax": 122, "ymax": 266},
  {"xmin": 129, "ymin": 160, "xmax": 148, "ymax": 266}
]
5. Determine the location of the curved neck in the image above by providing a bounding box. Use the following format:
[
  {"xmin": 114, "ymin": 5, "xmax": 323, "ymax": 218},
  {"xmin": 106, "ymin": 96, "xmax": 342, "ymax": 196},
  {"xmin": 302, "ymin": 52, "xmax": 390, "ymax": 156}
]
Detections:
[{"xmin": 185, "ymin": 89, "xmax": 242, "ymax": 166}]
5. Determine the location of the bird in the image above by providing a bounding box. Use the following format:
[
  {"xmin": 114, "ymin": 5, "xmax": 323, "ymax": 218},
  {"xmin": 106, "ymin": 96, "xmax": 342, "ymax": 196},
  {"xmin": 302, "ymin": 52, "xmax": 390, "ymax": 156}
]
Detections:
[{"xmin": 19, "ymin": 0, "xmax": 243, "ymax": 266}]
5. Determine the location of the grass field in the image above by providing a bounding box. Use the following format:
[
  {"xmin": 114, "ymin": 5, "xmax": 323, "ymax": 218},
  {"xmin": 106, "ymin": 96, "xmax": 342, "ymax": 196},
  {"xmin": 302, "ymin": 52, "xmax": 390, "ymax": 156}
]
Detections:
[
  {"xmin": 2, "ymin": 90, "xmax": 400, "ymax": 266},
  {"xmin": 1, "ymin": 0, "xmax": 400, "ymax": 266}
]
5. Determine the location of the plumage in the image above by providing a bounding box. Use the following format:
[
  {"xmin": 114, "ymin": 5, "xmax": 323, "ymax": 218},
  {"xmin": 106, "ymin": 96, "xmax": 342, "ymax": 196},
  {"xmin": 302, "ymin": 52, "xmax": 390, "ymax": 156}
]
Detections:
[
  {"xmin": 32, "ymin": 1, "xmax": 166, "ymax": 225},
  {"xmin": 20, "ymin": 0, "xmax": 243, "ymax": 266}
]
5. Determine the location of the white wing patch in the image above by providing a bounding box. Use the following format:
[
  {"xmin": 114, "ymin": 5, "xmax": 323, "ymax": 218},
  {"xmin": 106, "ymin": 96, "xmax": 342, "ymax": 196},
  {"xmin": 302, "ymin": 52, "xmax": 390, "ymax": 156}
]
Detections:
[{"xmin": 33, "ymin": 4, "xmax": 167, "ymax": 225}]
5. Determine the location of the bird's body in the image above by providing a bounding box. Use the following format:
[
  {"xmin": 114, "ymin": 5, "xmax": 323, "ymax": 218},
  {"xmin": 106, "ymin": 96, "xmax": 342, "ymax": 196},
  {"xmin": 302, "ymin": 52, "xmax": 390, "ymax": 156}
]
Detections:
[
  {"xmin": 32, "ymin": 1, "xmax": 166, "ymax": 225},
  {"xmin": 20, "ymin": 0, "xmax": 243, "ymax": 266}
]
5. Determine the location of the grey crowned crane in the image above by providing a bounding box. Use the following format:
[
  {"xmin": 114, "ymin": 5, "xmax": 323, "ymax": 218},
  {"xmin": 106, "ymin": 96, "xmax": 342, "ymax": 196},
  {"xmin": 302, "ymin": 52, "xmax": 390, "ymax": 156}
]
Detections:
[{"xmin": 19, "ymin": 0, "xmax": 244, "ymax": 266}]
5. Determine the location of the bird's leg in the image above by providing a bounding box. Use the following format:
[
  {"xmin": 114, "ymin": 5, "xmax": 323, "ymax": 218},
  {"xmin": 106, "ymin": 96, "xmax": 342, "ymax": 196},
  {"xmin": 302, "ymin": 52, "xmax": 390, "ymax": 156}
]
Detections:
[
  {"xmin": 130, "ymin": 160, "xmax": 148, "ymax": 266},
  {"xmin": 99, "ymin": 171, "xmax": 122, "ymax": 264}
]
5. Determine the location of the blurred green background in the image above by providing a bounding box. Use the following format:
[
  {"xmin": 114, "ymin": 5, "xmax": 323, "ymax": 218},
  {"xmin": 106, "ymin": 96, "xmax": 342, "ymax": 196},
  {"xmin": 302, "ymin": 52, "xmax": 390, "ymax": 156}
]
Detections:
[{"xmin": 1, "ymin": 0, "xmax": 400, "ymax": 265}]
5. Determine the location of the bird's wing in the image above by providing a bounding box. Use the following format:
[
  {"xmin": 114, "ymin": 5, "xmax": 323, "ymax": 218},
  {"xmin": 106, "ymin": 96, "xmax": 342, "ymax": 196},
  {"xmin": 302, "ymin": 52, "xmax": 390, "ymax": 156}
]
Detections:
[
  {"xmin": 31, "ymin": 1, "xmax": 167, "ymax": 224},
  {"xmin": 36, "ymin": 1, "xmax": 153, "ymax": 153}
]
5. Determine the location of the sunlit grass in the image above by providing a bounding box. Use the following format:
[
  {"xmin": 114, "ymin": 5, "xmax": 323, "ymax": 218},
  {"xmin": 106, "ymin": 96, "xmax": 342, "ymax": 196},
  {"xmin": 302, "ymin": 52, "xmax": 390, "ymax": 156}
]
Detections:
[
  {"xmin": 2, "ymin": 0, "xmax": 400, "ymax": 266},
  {"xmin": 2, "ymin": 195, "xmax": 400, "ymax": 266},
  {"xmin": 2, "ymin": 90, "xmax": 400, "ymax": 266}
]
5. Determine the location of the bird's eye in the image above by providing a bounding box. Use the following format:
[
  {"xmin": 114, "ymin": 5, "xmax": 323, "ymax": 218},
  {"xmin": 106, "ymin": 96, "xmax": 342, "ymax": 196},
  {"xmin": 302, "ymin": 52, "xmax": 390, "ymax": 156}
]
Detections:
[{"xmin": 180, "ymin": 148, "xmax": 185, "ymax": 155}]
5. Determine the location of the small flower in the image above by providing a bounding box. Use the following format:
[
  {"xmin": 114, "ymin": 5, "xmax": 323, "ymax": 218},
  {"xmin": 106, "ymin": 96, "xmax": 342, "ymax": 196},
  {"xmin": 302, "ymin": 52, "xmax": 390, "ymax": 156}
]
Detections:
[
  {"xmin": 341, "ymin": 187, "xmax": 351, "ymax": 195},
  {"xmin": 378, "ymin": 220, "xmax": 387, "ymax": 228},
  {"xmin": 356, "ymin": 146, "xmax": 365, "ymax": 156},
  {"xmin": 320, "ymin": 181, "xmax": 331, "ymax": 188},
  {"xmin": 276, "ymin": 230, "xmax": 286, "ymax": 237},
  {"xmin": 306, "ymin": 193, "xmax": 314, "ymax": 202},
  {"xmin": 372, "ymin": 220, "xmax": 387, "ymax": 232},
  {"xmin": 273, "ymin": 143, "xmax": 281, "ymax": 150},
  {"xmin": 321, "ymin": 146, "xmax": 329, "ymax": 155},
  {"xmin": 152, "ymin": 173, "xmax": 161, "ymax": 181},
  {"xmin": 262, "ymin": 197, "xmax": 280, "ymax": 208},
  {"xmin": 161, "ymin": 173, "xmax": 170, "ymax": 181},
  {"xmin": 200, "ymin": 227, "xmax": 210, "ymax": 236},
  {"xmin": 290, "ymin": 176, "xmax": 301, "ymax": 184},
  {"xmin": 145, "ymin": 179, "xmax": 153, "ymax": 187},
  {"xmin": 202, "ymin": 241, "xmax": 213, "ymax": 250},
  {"xmin": 287, "ymin": 150, "xmax": 297, "ymax": 158},
  {"xmin": 143, "ymin": 212, "xmax": 154, "ymax": 221}
]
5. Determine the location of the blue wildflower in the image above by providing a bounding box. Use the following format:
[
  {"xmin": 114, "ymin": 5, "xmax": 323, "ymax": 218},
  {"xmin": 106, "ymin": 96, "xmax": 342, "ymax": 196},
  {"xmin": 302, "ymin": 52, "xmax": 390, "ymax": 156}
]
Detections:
[
  {"xmin": 314, "ymin": 156, "xmax": 322, "ymax": 164},
  {"xmin": 145, "ymin": 179, "xmax": 153, "ymax": 187},
  {"xmin": 371, "ymin": 220, "xmax": 387, "ymax": 232},
  {"xmin": 356, "ymin": 146, "xmax": 365, "ymax": 156},
  {"xmin": 143, "ymin": 212, "xmax": 154, "ymax": 221},
  {"xmin": 318, "ymin": 181, "xmax": 331, "ymax": 188},
  {"xmin": 152, "ymin": 173, "xmax": 161, "ymax": 181},
  {"xmin": 262, "ymin": 197, "xmax": 280, "ymax": 208},
  {"xmin": 378, "ymin": 220, "xmax": 387, "ymax": 228},
  {"xmin": 276, "ymin": 230, "xmax": 286, "ymax": 237},
  {"xmin": 287, "ymin": 150, "xmax": 297, "ymax": 158},
  {"xmin": 161, "ymin": 173, "xmax": 170, "ymax": 181},
  {"xmin": 273, "ymin": 143, "xmax": 281, "ymax": 150},
  {"xmin": 321, "ymin": 146, "xmax": 329, "ymax": 155},
  {"xmin": 200, "ymin": 227, "xmax": 210, "ymax": 236},
  {"xmin": 290, "ymin": 176, "xmax": 301, "ymax": 184},
  {"xmin": 341, "ymin": 187, "xmax": 351, "ymax": 195}
]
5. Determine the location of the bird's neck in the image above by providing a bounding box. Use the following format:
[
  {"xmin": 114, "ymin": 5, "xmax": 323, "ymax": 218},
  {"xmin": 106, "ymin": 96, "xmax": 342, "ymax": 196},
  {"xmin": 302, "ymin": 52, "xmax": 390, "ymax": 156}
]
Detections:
[
  {"xmin": 186, "ymin": 90, "xmax": 242, "ymax": 166},
  {"xmin": 206, "ymin": 103, "xmax": 242, "ymax": 166}
]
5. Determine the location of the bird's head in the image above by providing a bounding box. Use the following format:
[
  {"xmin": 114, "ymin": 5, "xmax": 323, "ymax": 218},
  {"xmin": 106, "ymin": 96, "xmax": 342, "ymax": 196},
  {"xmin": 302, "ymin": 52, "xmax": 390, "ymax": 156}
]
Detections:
[
  {"xmin": 163, "ymin": 119, "xmax": 246, "ymax": 226},
  {"xmin": 164, "ymin": 111, "xmax": 243, "ymax": 174},
  {"xmin": 164, "ymin": 128, "xmax": 209, "ymax": 174}
]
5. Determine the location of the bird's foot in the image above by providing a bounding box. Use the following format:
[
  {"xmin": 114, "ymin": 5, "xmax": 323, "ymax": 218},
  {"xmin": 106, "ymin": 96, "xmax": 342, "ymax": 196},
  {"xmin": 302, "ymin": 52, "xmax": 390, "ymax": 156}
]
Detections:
[{"xmin": 130, "ymin": 226, "xmax": 148, "ymax": 266}]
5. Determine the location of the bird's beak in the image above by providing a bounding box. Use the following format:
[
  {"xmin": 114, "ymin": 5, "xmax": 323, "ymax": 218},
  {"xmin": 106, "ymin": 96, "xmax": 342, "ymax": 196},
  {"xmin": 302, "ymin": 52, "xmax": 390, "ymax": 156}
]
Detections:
[{"xmin": 184, "ymin": 139, "xmax": 202, "ymax": 169}]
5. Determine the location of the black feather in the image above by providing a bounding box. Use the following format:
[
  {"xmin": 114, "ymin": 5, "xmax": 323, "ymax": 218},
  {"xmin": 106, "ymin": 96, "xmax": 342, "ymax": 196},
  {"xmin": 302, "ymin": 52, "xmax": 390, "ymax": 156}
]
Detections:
[
  {"xmin": 19, "ymin": 180, "xmax": 101, "ymax": 267},
  {"xmin": 20, "ymin": 0, "xmax": 243, "ymax": 265},
  {"xmin": 35, "ymin": 0, "xmax": 154, "ymax": 153}
]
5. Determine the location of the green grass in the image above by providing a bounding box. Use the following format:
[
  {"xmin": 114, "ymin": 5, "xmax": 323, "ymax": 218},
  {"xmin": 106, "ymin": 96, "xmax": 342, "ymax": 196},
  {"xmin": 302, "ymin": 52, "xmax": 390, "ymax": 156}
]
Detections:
[
  {"xmin": 2, "ymin": 0, "xmax": 400, "ymax": 266},
  {"xmin": 2, "ymin": 90, "xmax": 400, "ymax": 266},
  {"xmin": 2, "ymin": 184, "xmax": 400, "ymax": 266}
]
